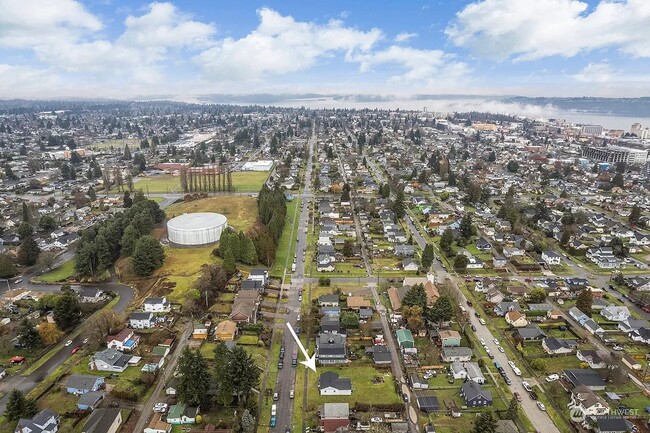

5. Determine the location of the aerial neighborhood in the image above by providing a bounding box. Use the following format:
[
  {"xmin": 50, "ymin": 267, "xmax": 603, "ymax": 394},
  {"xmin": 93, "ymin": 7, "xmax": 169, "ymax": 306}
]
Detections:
[{"xmin": 0, "ymin": 99, "xmax": 649, "ymax": 433}]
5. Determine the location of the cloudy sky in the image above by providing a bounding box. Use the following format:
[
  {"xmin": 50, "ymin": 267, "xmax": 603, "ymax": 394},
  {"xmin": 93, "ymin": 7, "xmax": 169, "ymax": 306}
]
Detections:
[{"xmin": 1, "ymin": 0, "xmax": 649, "ymax": 99}]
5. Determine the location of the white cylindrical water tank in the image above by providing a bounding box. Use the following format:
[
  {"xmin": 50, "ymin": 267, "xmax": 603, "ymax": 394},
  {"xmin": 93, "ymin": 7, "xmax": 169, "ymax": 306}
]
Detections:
[{"xmin": 166, "ymin": 212, "xmax": 228, "ymax": 246}]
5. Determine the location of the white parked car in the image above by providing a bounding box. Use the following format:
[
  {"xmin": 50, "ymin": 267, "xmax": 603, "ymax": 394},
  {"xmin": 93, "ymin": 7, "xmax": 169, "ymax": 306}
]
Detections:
[
  {"xmin": 493, "ymin": 339, "xmax": 500, "ymax": 345},
  {"xmin": 508, "ymin": 360, "xmax": 516, "ymax": 368},
  {"xmin": 546, "ymin": 374, "xmax": 560, "ymax": 382},
  {"xmin": 522, "ymin": 381, "xmax": 532, "ymax": 392},
  {"xmin": 479, "ymin": 318, "xmax": 486, "ymax": 325},
  {"xmin": 498, "ymin": 347, "xmax": 505, "ymax": 353},
  {"xmin": 64, "ymin": 340, "xmax": 73, "ymax": 347},
  {"xmin": 536, "ymin": 401, "xmax": 546, "ymax": 411},
  {"xmin": 513, "ymin": 367, "xmax": 522, "ymax": 376},
  {"xmin": 153, "ymin": 403, "xmax": 168, "ymax": 413},
  {"xmin": 479, "ymin": 338, "xmax": 485, "ymax": 345},
  {"xmin": 370, "ymin": 417, "xmax": 383, "ymax": 423}
]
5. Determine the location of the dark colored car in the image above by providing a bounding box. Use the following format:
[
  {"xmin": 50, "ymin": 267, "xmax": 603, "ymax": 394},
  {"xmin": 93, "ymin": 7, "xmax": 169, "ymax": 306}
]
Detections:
[
  {"xmin": 529, "ymin": 391, "xmax": 539, "ymax": 400},
  {"xmin": 471, "ymin": 325, "xmax": 477, "ymax": 331}
]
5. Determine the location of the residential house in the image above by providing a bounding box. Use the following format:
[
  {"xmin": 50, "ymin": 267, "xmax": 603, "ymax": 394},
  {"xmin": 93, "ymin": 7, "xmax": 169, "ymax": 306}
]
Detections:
[
  {"xmin": 317, "ymin": 254, "xmax": 335, "ymax": 272},
  {"xmin": 105, "ymin": 328, "xmax": 139, "ymax": 352},
  {"xmin": 214, "ymin": 320, "xmax": 237, "ymax": 341},
  {"xmin": 514, "ymin": 324, "xmax": 546, "ymax": 341},
  {"xmin": 569, "ymin": 307, "xmax": 589, "ymax": 324},
  {"xmin": 460, "ymin": 381, "xmax": 492, "ymax": 407},
  {"xmin": 319, "ymin": 371, "xmax": 352, "ymax": 396},
  {"xmin": 81, "ymin": 408, "xmax": 122, "ymax": 433},
  {"xmin": 320, "ymin": 315, "xmax": 341, "ymax": 334},
  {"xmin": 367, "ymin": 345, "xmax": 392, "ymax": 365},
  {"xmin": 568, "ymin": 385, "xmax": 609, "ymax": 418},
  {"xmin": 240, "ymin": 280, "xmax": 263, "ymax": 291},
  {"xmin": 577, "ymin": 350, "xmax": 606, "ymax": 369},
  {"xmin": 65, "ymin": 374, "xmax": 105, "ymax": 395},
  {"xmin": 192, "ymin": 323, "xmax": 209, "ymax": 340},
  {"xmin": 438, "ymin": 330, "xmax": 461, "ymax": 347},
  {"xmin": 415, "ymin": 393, "xmax": 439, "ymax": 413},
  {"xmin": 409, "ymin": 374, "xmax": 429, "ymax": 389},
  {"xmin": 563, "ymin": 369, "xmax": 606, "ymax": 390},
  {"xmin": 622, "ymin": 354, "xmax": 642, "ymax": 370},
  {"xmin": 15, "ymin": 409, "xmax": 59, "ymax": 433},
  {"xmin": 600, "ymin": 306, "xmax": 631, "ymax": 322},
  {"xmin": 441, "ymin": 347, "xmax": 472, "ymax": 362},
  {"xmin": 493, "ymin": 255, "xmax": 507, "ymax": 269},
  {"xmin": 76, "ymin": 391, "xmax": 104, "ymax": 411},
  {"xmin": 144, "ymin": 413, "xmax": 172, "ymax": 433},
  {"xmin": 167, "ymin": 404, "xmax": 198, "ymax": 425},
  {"xmin": 547, "ymin": 309, "xmax": 563, "ymax": 320},
  {"xmin": 316, "ymin": 333, "xmax": 348, "ymax": 364},
  {"xmin": 450, "ymin": 362, "xmax": 468, "ymax": 380},
  {"xmin": 320, "ymin": 403, "xmax": 350, "ymax": 433},
  {"xmin": 476, "ymin": 237, "xmax": 492, "ymax": 251},
  {"xmin": 143, "ymin": 297, "xmax": 170, "ymax": 313},
  {"xmin": 464, "ymin": 362, "xmax": 486, "ymax": 384},
  {"xmin": 394, "ymin": 245, "xmax": 416, "ymax": 257},
  {"xmin": 79, "ymin": 287, "xmax": 104, "ymax": 303},
  {"xmin": 248, "ymin": 268, "xmax": 269, "ymax": 286},
  {"xmin": 591, "ymin": 417, "xmax": 634, "ymax": 433},
  {"xmin": 542, "ymin": 337, "xmax": 577, "ymax": 355},
  {"xmin": 494, "ymin": 301, "xmax": 520, "ymax": 317},
  {"xmin": 165, "ymin": 378, "xmax": 178, "ymax": 396},
  {"xmin": 129, "ymin": 312, "xmax": 155, "ymax": 329},
  {"xmin": 230, "ymin": 291, "xmax": 260, "ymax": 324},
  {"xmin": 505, "ymin": 311, "xmax": 528, "ymax": 328},
  {"xmin": 89, "ymin": 348, "xmax": 133, "ymax": 373},
  {"xmin": 401, "ymin": 258, "xmax": 419, "ymax": 271},
  {"xmin": 396, "ymin": 329, "xmax": 415, "ymax": 351},
  {"xmin": 583, "ymin": 319, "xmax": 605, "ymax": 336},
  {"xmin": 541, "ymin": 250, "xmax": 562, "ymax": 266},
  {"xmin": 629, "ymin": 327, "xmax": 650, "ymax": 344},
  {"xmin": 319, "ymin": 294, "xmax": 340, "ymax": 307}
]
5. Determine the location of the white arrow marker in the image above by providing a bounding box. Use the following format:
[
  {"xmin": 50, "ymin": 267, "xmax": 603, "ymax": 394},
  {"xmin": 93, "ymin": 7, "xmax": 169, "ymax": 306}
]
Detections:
[{"xmin": 286, "ymin": 322, "xmax": 317, "ymax": 372}]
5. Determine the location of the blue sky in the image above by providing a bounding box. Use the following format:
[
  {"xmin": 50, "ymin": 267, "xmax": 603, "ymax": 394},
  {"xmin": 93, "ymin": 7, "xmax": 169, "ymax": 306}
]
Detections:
[{"xmin": 0, "ymin": 0, "xmax": 649, "ymax": 99}]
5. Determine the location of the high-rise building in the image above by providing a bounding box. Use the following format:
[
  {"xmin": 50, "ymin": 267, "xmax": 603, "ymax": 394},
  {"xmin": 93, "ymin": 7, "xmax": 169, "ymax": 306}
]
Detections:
[
  {"xmin": 580, "ymin": 124, "xmax": 603, "ymax": 136},
  {"xmin": 631, "ymin": 123, "xmax": 643, "ymax": 135},
  {"xmin": 582, "ymin": 145, "xmax": 649, "ymax": 164}
]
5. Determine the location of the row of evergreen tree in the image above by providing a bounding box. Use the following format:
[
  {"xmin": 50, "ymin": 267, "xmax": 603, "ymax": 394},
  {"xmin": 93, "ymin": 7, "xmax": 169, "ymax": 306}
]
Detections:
[
  {"xmin": 179, "ymin": 166, "xmax": 233, "ymax": 193},
  {"xmin": 249, "ymin": 184, "xmax": 287, "ymax": 266},
  {"xmin": 216, "ymin": 229, "xmax": 258, "ymax": 271},
  {"xmin": 74, "ymin": 194, "xmax": 165, "ymax": 278}
]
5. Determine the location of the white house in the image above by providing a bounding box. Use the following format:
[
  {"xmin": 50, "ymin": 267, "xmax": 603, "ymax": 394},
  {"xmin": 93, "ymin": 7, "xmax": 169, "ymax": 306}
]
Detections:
[
  {"xmin": 143, "ymin": 297, "xmax": 170, "ymax": 313},
  {"xmin": 541, "ymin": 250, "xmax": 562, "ymax": 266},
  {"xmin": 129, "ymin": 312, "xmax": 155, "ymax": 329},
  {"xmin": 600, "ymin": 306, "xmax": 631, "ymax": 322},
  {"xmin": 318, "ymin": 371, "xmax": 352, "ymax": 395},
  {"xmin": 568, "ymin": 385, "xmax": 609, "ymax": 417},
  {"xmin": 105, "ymin": 328, "xmax": 139, "ymax": 352},
  {"xmin": 450, "ymin": 362, "xmax": 468, "ymax": 380},
  {"xmin": 89, "ymin": 348, "xmax": 134, "ymax": 373}
]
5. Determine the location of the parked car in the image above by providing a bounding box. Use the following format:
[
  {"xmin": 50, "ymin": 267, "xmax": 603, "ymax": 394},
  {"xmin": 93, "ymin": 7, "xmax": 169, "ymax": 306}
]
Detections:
[
  {"xmin": 522, "ymin": 381, "xmax": 532, "ymax": 392},
  {"xmin": 479, "ymin": 318, "xmax": 486, "ymax": 325},
  {"xmin": 273, "ymin": 392, "xmax": 279, "ymax": 401},
  {"xmin": 71, "ymin": 346, "xmax": 81, "ymax": 354},
  {"xmin": 498, "ymin": 347, "xmax": 505, "ymax": 353},
  {"xmin": 613, "ymin": 345, "xmax": 624, "ymax": 351},
  {"xmin": 514, "ymin": 392, "xmax": 522, "ymax": 402},
  {"xmin": 546, "ymin": 374, "xmax": 560, "ymax": 382},
  {"xmin": 290, "ymin": 389, "xmax": 294, "ymax": 399},
  {"xmin": 270, "ymin": 417, "xmax": 277, "ymax": 427},
  {"xmin": 64, "ymin": 340, "xmax": 73, "ymax": 347},
  {"xmin": 153, "ymin": 403, "xmax": 168, "ymax": 413},
  {"xmin": 536, "ymin": 402, "xmax": 546, "ymax": 411},
  {"xmin": 471, "ymin": 325, "xmax": 477, "ymax": 332}
]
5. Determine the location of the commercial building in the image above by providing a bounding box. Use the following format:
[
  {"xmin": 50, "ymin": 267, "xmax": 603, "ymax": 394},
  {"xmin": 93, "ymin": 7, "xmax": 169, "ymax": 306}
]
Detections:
[{"xmin": 582, "ymin": 145, "xmax": 649, "ymax": 165}]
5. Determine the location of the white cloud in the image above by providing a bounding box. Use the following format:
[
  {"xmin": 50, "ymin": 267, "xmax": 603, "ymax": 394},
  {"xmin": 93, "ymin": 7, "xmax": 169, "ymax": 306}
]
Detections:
[
  {"xmin": 394, "ymin": 32, "xmax": 417, "ymax": 43},
  {"xmin": 0, "ymin": 65, "xmax": 66, "ymax": 98},
  {"xmin": 574, "ymin": 63, "xmax": 613, "ymax": 82},
  {"xmin": 446, "ymin": 0, "xmax": 650, "ymax": 60},
  {"xmin": 0, "ymin": 0, "xmax": 101, "ymax": 49},
  {"xmin": 195, "ymin": 8, "xmax": 382, "ymax": 81},
  {"xmin": 354, "ymin": 45, "xmax": 469, "ymax": 86}
]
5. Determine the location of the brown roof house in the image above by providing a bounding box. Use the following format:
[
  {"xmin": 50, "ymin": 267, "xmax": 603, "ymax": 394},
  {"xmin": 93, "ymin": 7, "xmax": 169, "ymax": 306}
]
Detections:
[
  {"xmin": 505, "ymin": 311, "xmax": 528, "ymax": 328},
  {"xmin": 346, "ymin": 296, "xmax": 372, "ymax": 310},
  {"xmin": 320, "ymin": 403, "xmax": 350, "ymax": 433},
  {"xmin": 230, "ymin": 291, "xmax": 260, "ymax": 323},
  {"xmin": 214, "ymin": 320, "xmax": 237, "ymax": 341}
]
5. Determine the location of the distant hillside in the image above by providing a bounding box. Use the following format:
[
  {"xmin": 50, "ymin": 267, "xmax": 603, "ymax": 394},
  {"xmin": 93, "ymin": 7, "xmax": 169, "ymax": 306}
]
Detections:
[{"xmin": 502, "ymin": 96, "xmax": 650, "ymax": 118}]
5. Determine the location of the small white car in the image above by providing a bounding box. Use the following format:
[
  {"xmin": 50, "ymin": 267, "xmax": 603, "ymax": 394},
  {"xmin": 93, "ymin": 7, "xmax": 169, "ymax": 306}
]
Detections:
[
  {"xmin": 498, "ymin": 347, "xmax": 505, "ymax": 353},
  {"xmin": 370, "ymin": 417, "xmax": 383, "ymax": 423},
  {"xmin": 479, "ymin": 338, "xmax": 485, "ymax": 345},
  {"xmin": 546, "ymin": 374, "xmax": 560, "ymax": 382},
  {"xmin": 64, "ymin": 340, "xmax": 73, "ymax": 347},
  {"xmin": 493, "ymin": 339, "xmax": 500, "ymax": 345},
  {"xmin": 153, "ymin": 403, "xmax": 168, "ymax": 413},
  {"xmin": 290, "ymin": 389, "xmax": 294, "ymax": 399},
  {"xmin": 297, "ymin": 315, "xmax": 301, "ymax": 322},
  {"xmin": 513, "ymin": 367, "xmax": 522, "ymax": 376},
  {"xmin": 522, "ymin": 381, "xmax": 532, "ymax": 392},
  {"xmin": 508, "ymin": 360, "xmax": 516, "ymax": 368},
  {"xmin": 479, "ymin": 318, "xmax": 486, "ymax": 325},
  {"xmin": 536, "ymin": 401, "xmax": 546, "ymax": 411}
]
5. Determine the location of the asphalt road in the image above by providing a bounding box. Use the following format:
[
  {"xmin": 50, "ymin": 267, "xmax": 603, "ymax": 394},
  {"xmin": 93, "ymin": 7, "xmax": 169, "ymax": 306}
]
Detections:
[
  {"xmin": 404, "ymin": 214, "xmax": 561, "ymax": 433},
  {"xmin": 132, "ymin": 321, "xmax": 194, "ymax": 433},
  {"xmin": 272, "ymin": 131, "xmax": 316, "ymax": 432},
  {"xmin": 0, "ymin": 262, "xmax": 135, "ymax": 412}
]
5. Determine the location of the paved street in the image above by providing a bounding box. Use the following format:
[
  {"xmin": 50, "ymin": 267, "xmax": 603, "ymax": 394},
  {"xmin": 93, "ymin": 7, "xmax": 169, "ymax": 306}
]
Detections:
[{"xmin": 132, "ymin": 321, "xmax": 194, "ymax": 433}]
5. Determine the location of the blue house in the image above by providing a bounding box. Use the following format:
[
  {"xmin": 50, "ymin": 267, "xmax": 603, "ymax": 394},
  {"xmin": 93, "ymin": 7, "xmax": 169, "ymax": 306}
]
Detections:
[
  {"xmin": 66, "ymin": 374, "xmax": 105, "ymax": 395},
  {"xmin": 76, "ymin": 391, "xmax": 104, "ymax": 410}
]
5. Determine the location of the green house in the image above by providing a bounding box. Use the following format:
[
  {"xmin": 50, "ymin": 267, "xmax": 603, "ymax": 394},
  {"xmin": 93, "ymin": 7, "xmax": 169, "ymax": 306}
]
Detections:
[{"xmin": 396, "ymin": 329, "xmax": 415, "ymax": 350}]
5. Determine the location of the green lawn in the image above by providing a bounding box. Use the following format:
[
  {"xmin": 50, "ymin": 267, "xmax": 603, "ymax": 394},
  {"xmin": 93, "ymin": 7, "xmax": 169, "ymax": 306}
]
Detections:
[
  {"xmin": 271, "ymin": 199, "xmax": 300, "ymax": 278},
  {"xmin": 115, "ymin": 170, "xmax": 270, "ymax": 194},
  {"xmin": 231, "ymin": 171, "xmax": 271, "ymax": 192},
  {"xmin": 305, "ymin": 365, "xmax": 401, "ymax": 410},
  {"xmin": 35, "ymin": 259, "xmax": 76, "ymax": 283},
  {"xmin": 165, "ymin": 195, "xmax": 258, "ymax": 232}
]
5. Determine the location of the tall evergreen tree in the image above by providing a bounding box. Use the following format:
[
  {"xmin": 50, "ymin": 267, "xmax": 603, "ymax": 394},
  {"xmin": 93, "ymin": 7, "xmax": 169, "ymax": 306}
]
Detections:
[
  {"xmin": 471, "ymin": 411, "xmax": 497, "ymax": 433},
  {"xmin": 53, "ymin": 292, "xmax": 82, "ymax": 330},
  {"xmin": 17, "ymin": 236, "xmax": 40, "ymax": 266},
  {"xmin": 576, "ymin": 288, "xmax": 593, "ymax": 317},
  {"xmin": 391, "ymin": 188, "xmax": 406, "ymax": 220},
  {"xmin": 4, "ymin": 389, "xmax": 37, "ymax": 422},
  {"xmin": 177, "ymin": 348, "xmax": 211, "ymax": 408},
  {"xmin": 402, "ymin": 283, "xmax": 427, "ymax": 309},
  {"xmin": 132, "ymin": 236, "xmax": 165, "ymax": 277},
  {"xmin": 17, "ymin": 319, "xmax": 41, "ymax": 349}
]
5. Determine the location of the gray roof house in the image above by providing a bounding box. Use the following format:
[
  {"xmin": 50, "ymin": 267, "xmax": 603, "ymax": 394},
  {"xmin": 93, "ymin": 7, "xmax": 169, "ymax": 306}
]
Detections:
[
  {"xmin": 460, "ymin": 381, "xmax": 492, "ymax": 407},
  {"xmin": 90, "ymin": 348, "xmax": 133, "ymax": 373},
  {"xmin": 15, "ymin": 409, "xmax": 59, "ymax": 433},
  {"xmin": 316, "ymin": 333, "xmax": 348, "ymax": 365},
  {"xmin": 319, "ymin": 371, "xmax": 352, "ymax": 396},
  {"xmin": 81, "ymin": 408, "xmax": 122, "ymax": 433}
]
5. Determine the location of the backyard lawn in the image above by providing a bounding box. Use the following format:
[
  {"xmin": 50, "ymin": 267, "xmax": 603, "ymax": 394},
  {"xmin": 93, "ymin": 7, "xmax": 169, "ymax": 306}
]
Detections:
[{"xmin": 305, "ymin": 365, "xmax": 401, "ymax": 409}]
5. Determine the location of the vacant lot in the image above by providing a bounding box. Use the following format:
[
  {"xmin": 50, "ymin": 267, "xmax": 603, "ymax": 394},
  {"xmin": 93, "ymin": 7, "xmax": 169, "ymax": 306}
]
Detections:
[
  {"xmin": 165, "ymin": 195, "xmax": 258, "ymax": 233},
  {"xmin": 35, "ymin": 259, "xmax": 76, "ymax": 283},
  {"xmin": 116, "ymin": 171, "xmax": 270, "ymax": 194}
]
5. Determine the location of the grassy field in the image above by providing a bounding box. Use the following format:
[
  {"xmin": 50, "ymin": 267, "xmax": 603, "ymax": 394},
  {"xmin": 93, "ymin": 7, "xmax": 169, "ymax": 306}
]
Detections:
[
  {"xmin": 165, "ymin": 195, "xmax": 259, "ymax": 233},
  {"xmin": 117, "ymin": 171, "xmax": 270, "ymax": 194},
  {"xmin": 154, "ymin": 245, "xmax": 219, "ymax": 303},
  {"xmin": 34, "ymin": 259, "xmax": 76, "ymax": 283},
  {"xmin": 270, "ymin": 199, "xmax": 299, "ymax": 278},
  {"xmin": 305, "ymin": 365, "xmax": 401, "ymax": 409},
  {"xmin": 87, "ymin": 138, "xmax": 140, "ymax": 150}
]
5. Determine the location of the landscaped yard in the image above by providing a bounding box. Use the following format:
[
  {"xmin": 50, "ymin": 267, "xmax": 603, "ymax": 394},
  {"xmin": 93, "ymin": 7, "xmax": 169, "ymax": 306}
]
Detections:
[
  {"xmin": 35, "ymin": 259, "xmax": 76, "ymax": 283},
  {"xmin": 305, "ymin": 365, "xmax": 401, "ymax": 410}
]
